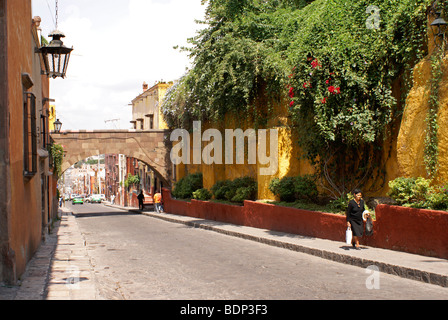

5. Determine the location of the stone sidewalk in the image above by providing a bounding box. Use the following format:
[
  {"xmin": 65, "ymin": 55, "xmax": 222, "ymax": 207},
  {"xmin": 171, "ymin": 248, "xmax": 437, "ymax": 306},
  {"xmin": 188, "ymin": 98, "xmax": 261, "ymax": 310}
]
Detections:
[
  {"xmin": 1, "ymin": 203, "xmax": 447, "ymax": 300},
  {"xmin": 0, "ymin": 208, "xmax": 97, "ymax": 300}
]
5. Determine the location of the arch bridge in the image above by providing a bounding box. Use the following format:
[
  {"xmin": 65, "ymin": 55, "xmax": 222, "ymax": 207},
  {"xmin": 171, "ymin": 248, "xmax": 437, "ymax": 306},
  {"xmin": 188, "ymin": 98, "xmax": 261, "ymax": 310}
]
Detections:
[{"xmin": 50, "ymin": 129, "xmax": 173, "ymax": 186}]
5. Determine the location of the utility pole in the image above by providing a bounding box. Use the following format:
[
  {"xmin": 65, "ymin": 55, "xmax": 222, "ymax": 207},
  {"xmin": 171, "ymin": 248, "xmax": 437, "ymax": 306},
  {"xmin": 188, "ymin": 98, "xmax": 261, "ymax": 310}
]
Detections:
[{"xmin": 98, "ymin": 153, "xmax": 101, "ymax": 194}]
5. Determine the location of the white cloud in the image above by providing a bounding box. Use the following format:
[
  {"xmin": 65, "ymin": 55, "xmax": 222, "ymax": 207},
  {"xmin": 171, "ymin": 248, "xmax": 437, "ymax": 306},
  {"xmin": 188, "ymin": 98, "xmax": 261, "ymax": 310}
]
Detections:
[{"xmin": 32, "ymin": 0, "xmax": 205, "ymax": 130}]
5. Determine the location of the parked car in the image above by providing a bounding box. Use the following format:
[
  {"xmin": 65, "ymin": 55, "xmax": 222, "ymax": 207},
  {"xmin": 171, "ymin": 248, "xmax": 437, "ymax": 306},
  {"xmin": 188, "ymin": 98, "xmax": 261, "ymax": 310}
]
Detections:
[
  {"xmin": 99, "ymin": 194, "xmax": 106, "ymax": 202},
  {"xmin": 72, "ymin": 196, "xmax": 84, "ymax": 205},
  {"xmin": 90, "ymin": 194, "xmax": 102, "ymax": 203}
]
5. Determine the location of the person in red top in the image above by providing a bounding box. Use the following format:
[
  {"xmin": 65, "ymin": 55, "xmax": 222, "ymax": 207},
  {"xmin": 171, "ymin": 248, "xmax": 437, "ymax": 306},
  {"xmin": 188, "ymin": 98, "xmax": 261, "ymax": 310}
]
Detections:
[{"xmin": 154, "ymin": 191, "xmax": 163, "ymax": 213}]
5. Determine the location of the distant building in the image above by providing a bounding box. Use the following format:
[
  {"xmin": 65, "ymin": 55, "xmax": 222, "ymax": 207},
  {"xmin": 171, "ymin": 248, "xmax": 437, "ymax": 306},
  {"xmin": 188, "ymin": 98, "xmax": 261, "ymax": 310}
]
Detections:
[
  {"xmin": 130, "ymin": 81, "xmax": 172, "ymax": 130},
  {"xmin": 104, "ymin": 81, "xmax": 172, "ymax": 207}
]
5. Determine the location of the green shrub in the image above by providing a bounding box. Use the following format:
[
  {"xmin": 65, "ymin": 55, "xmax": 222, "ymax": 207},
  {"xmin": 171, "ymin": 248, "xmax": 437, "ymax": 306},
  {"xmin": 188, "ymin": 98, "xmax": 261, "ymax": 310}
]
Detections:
[
  {"xmin": 269, "ymin": 175, "xmax": 318, "ymax": 202},
  {"xmin": 294, "ymin": 175, "xmax": 318, "ymax": 201},
  {"xmin": 192, "ymin": 188, "xmax": 212, "ymax": 201},
  {"xmin": 387, "ymin": 177, "xmax": 414, "ymax": 205},
  {"xmin": 426, "ymin": 185, "xmax": 448, "ymax": 211},
  {"xmin": 231, "ymin": 184, "xmax": 257, "ymax": 203},
  {"xmin": 387, "ymin": 177, "xmax": 433, "ymax": 208},
  {"xmin": 388, "ymin": 177, "xmax": 448, "ymax": 210},
  {"xmin": 211, "ymin": 180, "xmax": 232, "ymax": 200},
  {"xmin": 172, "ymin": 172, "xmax": 203, "ymax": 199},
  {"xmin": 211, "ymin": 176, "xmax": 257, "ymax": 203},
  {"xmin": 268, "ymin": 177, "xmax": 295, "ymax": 202},
  {"xmin": 329, "ymin": 193, "xmax": 351, "ymax": 212}
]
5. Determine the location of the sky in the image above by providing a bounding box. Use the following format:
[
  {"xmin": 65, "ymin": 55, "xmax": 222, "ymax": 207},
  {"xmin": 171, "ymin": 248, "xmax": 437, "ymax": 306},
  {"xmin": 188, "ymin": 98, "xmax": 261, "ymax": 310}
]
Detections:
[{"xmin": 32, "ymin": 0, "xmax": 207, "ymax": 130}]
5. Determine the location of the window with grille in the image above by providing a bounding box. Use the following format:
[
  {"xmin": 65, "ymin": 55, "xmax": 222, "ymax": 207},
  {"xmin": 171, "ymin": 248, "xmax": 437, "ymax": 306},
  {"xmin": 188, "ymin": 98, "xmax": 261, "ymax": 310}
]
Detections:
[{"xmin": 24, "ymin": 91, "xmax": 37, "ymax": 177}]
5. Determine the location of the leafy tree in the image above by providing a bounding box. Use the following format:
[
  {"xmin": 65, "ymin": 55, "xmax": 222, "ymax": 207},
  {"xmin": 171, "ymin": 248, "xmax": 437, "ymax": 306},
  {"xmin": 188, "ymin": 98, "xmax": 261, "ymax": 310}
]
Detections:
[{"xmin": 124, "ymin": 174, "xmax": 140, "ymax": 189}]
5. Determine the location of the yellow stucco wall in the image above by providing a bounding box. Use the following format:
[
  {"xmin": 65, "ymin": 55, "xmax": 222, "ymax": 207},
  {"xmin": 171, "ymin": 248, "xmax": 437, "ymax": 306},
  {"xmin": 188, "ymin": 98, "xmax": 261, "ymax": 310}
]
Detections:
[
  {"xmin": 396, "ymin": 17, "xmax": 448, "ymax": 185},
  {"xmin": 173, "ymin": 99, "xmax": 317, "ymax": 200},
  {"xmin": 397, "ymin": 54, "xmax": 448, "ymax": 182}
]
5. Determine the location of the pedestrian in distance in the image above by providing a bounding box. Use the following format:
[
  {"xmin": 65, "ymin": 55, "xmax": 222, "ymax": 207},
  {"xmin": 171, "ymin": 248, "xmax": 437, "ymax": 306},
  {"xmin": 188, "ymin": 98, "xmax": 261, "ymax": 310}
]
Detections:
[
  {"xmin": 137, "ymin": 190, "xmax": 145, "ymax": 210},
  {"xmin": 154, "ymin": 190, "xmax": 163, "ymax": 213},
  {"xmin": 346, "ymin": 189, "xmax": 370, "ymax": 249}
]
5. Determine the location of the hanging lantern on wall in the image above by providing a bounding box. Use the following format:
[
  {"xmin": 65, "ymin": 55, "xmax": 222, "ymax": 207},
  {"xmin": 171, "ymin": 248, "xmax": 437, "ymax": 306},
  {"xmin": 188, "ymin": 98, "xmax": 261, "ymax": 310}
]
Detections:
[
  {"xmin": 39, "ymin": 30, "xmax": 73, "ymax": 78},
  {"xmin": 53, "ymin": 118, "xmax": 62, "ymax": 133},
  {"xmin": 38, "ymin": 0, "xmax": 73, "ymax": 79},
  {"xmin": 430, "ymin": 11, "xmax": 447, "ymax": 51}
]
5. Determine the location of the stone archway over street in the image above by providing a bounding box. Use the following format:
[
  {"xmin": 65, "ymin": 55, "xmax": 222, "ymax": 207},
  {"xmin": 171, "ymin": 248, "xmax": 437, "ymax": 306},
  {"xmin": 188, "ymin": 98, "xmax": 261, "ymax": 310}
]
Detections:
[{"xmin": 50, "ymin": 129, "xmax": 173, "ymax": 186}]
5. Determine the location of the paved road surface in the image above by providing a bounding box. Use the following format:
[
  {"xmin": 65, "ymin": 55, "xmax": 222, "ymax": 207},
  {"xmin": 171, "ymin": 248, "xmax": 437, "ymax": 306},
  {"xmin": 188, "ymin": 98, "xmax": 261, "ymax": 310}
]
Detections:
[{"xmin": 67, "ymin": 202, "xmax": 448, "ymax": 300}]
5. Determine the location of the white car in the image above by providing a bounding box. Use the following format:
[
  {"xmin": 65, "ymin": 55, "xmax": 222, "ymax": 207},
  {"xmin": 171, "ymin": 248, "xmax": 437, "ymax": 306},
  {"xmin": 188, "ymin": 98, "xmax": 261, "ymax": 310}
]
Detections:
[{"xmin": 90, "ymin": 194, "xmax": 102, "ymax": 203}]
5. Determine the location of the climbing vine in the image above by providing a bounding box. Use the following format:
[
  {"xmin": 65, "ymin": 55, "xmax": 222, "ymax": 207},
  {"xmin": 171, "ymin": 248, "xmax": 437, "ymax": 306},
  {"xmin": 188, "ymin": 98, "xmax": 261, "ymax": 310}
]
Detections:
[
  {"xmin": 49, "ymin": 143, "xmax": 64, "ymax": 178},
  {"xmin": 424, "ymin": 53, "xmax": 443, "ymax": 178}
]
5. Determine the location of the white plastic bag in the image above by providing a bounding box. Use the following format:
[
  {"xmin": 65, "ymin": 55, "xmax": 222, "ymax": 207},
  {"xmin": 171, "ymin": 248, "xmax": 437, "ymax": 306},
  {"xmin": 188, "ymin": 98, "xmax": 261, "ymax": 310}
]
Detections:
[{"xmin": 346, "ymin": 226, "xmax": 352, "ymax": 245}]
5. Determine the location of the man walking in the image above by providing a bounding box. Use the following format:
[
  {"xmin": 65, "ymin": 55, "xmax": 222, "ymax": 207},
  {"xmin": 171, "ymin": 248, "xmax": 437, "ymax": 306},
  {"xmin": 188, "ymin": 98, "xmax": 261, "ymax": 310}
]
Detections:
[{"xmin": 137, "ymin": 190, "xmax": 145, "ymax": 210}]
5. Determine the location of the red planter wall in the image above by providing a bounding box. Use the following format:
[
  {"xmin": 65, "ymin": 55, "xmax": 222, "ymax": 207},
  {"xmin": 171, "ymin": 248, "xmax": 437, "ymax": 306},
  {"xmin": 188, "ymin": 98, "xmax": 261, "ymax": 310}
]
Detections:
[
  {"xmin": 373, "ymin": 204, "xmax": 448, "ymax": 259},
  {"xmin": 161, "ymin": 189, "xmax": 448, "ymax": 259}
]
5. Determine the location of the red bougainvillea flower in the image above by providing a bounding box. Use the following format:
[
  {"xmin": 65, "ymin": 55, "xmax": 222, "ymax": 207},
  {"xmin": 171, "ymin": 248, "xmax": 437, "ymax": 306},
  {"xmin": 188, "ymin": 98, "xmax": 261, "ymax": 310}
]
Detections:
[
  {"xmin": 311, "ymin": 60, "xmax": 317, "ymax": 68},
  {"xmin": 326, "ymin": 79, "xmax": 330, "ymax": 84},
  {"xmin": 288, "ymin": 74, "xmax": 293, "ymax": 78},
  {"xmin": 311, "ymin": 59, "xmax": 321, "ymax": 69},
  {"xmin": 289, "ymin": 87, "xmax": 294, "ymax": 98},
  {"xmin": 321, "ymin": 97, "xmax": 327, "ymax": 104},
  {"xmin": 336, "ymin": 87, "xmax": 341, "ymax": 94},
  {"xmin": 328, "ymin": 86, "xmax": 335, "ymax": 93},
  {"xmin": 290, "ymin": 101, "xmax": 294, "ymax": 107}
]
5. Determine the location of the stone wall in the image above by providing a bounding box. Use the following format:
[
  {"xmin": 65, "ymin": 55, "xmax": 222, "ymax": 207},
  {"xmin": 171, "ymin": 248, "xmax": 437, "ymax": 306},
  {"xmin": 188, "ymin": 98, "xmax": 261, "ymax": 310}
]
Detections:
[{"xmin": 51, "ymin": 130, "xmax": 173, "ymax": 186}]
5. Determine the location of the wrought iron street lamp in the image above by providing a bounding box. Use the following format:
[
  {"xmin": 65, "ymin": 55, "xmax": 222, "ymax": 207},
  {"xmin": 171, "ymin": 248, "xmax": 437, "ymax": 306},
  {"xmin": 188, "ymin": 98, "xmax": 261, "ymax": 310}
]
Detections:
[
  {"xmin": 53, "ymin": 119, "xmax": 62, "ymax": 133},
  {"xmin": 430, "ymin": 11, "xmax": 447, "ymax": 51},
  {"xmin": 39, "ymin": 30, "xmax": 73, "ymax": 79},
  {"xmin": 38, "ymin": 0, "xmax": 73, "ymax": 78}
]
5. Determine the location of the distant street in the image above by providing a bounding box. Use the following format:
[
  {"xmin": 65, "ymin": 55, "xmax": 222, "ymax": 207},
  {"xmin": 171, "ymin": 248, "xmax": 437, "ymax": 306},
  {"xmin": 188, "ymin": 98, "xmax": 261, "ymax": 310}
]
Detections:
[{"xmin": 65, "ymin": 202, "xmax": 447, "ymax": 300}]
